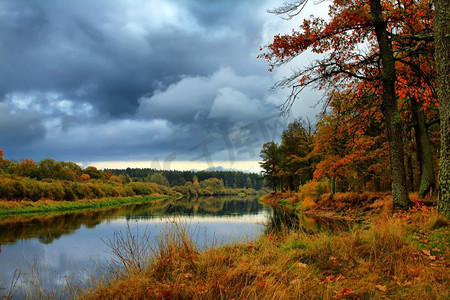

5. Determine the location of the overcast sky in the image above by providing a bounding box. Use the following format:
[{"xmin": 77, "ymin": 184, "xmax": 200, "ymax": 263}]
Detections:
[{"xmin": 0, "ymin": 0, "xmax": 329, "ymax": 172}]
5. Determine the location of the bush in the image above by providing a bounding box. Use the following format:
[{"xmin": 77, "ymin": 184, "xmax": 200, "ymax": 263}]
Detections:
[
  {"xmin": 128, "ymin": 182, "xmax": 154, "ymax": 195},
  {"xmin": 297, "ymin": 180, "xmax": 329, "ymax": 202},
  {"xmin": 64, "ymin": 185, "xmax": 76, "ymax": 201}
]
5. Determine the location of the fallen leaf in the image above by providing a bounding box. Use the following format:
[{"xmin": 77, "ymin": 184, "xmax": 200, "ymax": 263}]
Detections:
[
  {"xmin": 375, "ymin": 285, "xmax": 387, "ymax": 292},
  {"xmin": 422, "ymin": 249, "xmax": 431, "ymax": 256},
  {"xmin": 297, "ymin": 262, "xmax": 308, "ymax": 269},
  {"xmin": 340, "ymin": 288, "xmax": 353, "ymax": 296},
  {"xmin": 290, "ymin": 279, "xmax": 301, "ymax": 285},
  {"xmin": 256, "ymin": 281, "xmax": 266, "ymax": 287},
  {"xmin": 335, "ymin": 274, "xmax": 345, "ymax": 281}
]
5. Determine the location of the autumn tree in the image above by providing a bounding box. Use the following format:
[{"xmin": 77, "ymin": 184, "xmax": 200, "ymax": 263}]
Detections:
[
  {"xmin": 435, "ymin": 0, "xmax": 450, "ymax": 215},
  {"xmin": 260, "ymin": 0, "xmax": 438, "ymax": 208},
  {"xmin": 200, "ymin": 178, "xmax": 225, "ymax": 191},
  {"xmin": 83, "ymin": 166, "xmax": 104, "ymax": 179},
  {"xmin": 0, "ymin": 148, "xmax": 6, "ymax": 172},
  {"xmin": 11, "ymin": 159, "xmax": 39, "ymax": 178},
  {"xmin": 193, "ymin": 175, "xmax": 200, "ymax": 186},
  {"xmin": 390, "ymin": 1, "xmax": 437, "ymax": 197},
  {"xmin": 313, "ymin": 91, "xmax": 390, "ymax": 194}
]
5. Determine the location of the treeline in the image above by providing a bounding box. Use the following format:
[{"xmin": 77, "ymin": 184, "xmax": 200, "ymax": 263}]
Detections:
[
  {"xmin": 0, "ymin": 151, "xmax": 260, "ymax": 201},
  {"xmin": 171, "ymin": 178, "xmax": 258, "ymax": 197},
  {"xmin": 108, "ymin": 168, "xmax": 263, "ymax": 190},
  {"xmin": 260, "ymin": 114, "xmax": 439, "ymax": 197}
]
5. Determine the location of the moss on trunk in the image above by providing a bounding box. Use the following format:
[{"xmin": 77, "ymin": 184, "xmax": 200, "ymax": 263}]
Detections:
[{"xmin": 435, "ymin": 0, "xmax": 450, "ymax": 216}]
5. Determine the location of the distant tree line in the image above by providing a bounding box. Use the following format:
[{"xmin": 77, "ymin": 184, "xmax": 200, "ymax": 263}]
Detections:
[
  {"xmin": 108, "ymin": 168, "xmax": 264, "ymax": 190},
  {"xmin": 0, "ymin": 150, "xmax": 262, "ymax": 201}
]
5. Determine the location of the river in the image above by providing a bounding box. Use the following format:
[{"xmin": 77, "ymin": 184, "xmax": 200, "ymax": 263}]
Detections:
[{"xmin": 0, "ymin": 196, "xmax": 271, "ymax": 298}]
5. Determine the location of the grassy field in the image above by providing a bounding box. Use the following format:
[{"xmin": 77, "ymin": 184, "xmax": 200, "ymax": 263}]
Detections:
[{"xmin": 77, "ymin": 193, "xmax": 449, "ymax": 300}]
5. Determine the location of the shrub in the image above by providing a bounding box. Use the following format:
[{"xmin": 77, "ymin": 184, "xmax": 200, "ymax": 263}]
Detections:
[
  {"xmin": 64, "ymin": 185, "xmax": 76, "ymax": 201},
  {"xmin": 297, "ymin": 180, "xmax": 329, "ymax": 202},
  {"xmin": 128, "ymin": 182, "xmax": 154, "ymax": 195}
]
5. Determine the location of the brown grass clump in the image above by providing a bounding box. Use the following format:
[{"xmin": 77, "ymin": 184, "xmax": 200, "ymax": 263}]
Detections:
[{"xmin": 80, "ymin": 207, "xmax": 449, "ymax": 300}]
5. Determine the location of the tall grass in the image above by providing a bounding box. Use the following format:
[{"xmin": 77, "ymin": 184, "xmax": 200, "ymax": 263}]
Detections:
[
  {"xmin": 4, "ymin": 202, "xmax": 446, "ymax": 299},
  {"xmin": 79, "ymin": 208, "xmax": 448, "ymax": 300}
]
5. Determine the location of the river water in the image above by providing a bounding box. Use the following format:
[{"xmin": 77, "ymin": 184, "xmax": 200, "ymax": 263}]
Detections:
[{"xmin": 0, "ymin": 196, "xmax": 271, "ymax": 298}]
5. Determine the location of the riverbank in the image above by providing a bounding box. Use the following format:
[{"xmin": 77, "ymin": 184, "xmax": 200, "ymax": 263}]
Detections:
[
  {"xmin": 0, "ymin": 194, "xmax": 178, "ymax": 217},
  {"xmin": 78, "ymin": 193, "xmax": 449, "ymax": 300}
]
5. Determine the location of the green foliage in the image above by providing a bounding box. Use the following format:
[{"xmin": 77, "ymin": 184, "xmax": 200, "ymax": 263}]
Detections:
[
  {"xmin": 199, "ymin": 178, "xmax": 225, "ymax": 190},
  {"xmin": 297, "ymin": 180, "xmax": 329, "ymax": 202},
  {"xmin": 83, "ymin": 166, "xmax": 104, "ymax": 179},
  {"xmin": 108, "ymin": 168, "xmax": 263, "ymax": 190},
  {"xmin": 148, "ymin": 173, "xmax": 170, "ymax": 186},
  {"xmin": 260, "ymin": 141, "xmax": 282, "ymax": 192},
  {"xmin": 260, "ymin": 119, "xmax": 316, "ymax": 193}
]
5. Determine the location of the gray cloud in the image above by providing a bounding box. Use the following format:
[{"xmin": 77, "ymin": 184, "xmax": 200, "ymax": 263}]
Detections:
[
  {"xmin": 0, "ymin": 0, "xmax": 324, "ymax": 166},
  {"xmin": 138, "ymin": 67, "xmax": 273, "ymax": 123},
  {"xmin": 0, "ymin": 102, "xmax": 45, "ymax": 147}
]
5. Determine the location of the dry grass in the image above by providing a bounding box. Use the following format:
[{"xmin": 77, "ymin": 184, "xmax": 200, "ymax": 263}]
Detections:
[{"xmin": 80, "ymin": 206, "xmax": 449, "ymax": 300}]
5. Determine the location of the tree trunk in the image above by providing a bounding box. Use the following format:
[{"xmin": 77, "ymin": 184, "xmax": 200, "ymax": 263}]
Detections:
[
  {"xmin": 330, "ymin": 175, "xmax": 336, "ymax": 196},
  {"xmin": 435, "ymin": 0, "xmax": 450, "ymax": 215},
  {"xmin": 369, "ymin": 0, "xmax": 410, "ymax": 209},
  {"xmin": 374, "ymin": 177, "xmax": 381, "ymax": 192},
  {"xmin": 410, "ymin": 97, "xmax": 436, "ymax": 198},
  {"xmin": 406, "ymin": 153, "xmax": 415, "ymax": 192}
]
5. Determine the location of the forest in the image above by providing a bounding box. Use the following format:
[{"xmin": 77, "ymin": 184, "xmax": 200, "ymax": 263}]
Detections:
[{"xmin": 258, "ymin": 0, "xmax": 448, "ymax": 214}]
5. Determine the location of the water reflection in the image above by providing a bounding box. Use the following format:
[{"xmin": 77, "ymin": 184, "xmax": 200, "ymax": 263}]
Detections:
[
  {"xmin": 0, "ymin": 196, "xmax": 266, "ymax": 246},
  {"xmin": 265, "ymin": 207, "xmax": 353, "ymax": 234},
  {"xmin": 0, "ymin": 196, "xmax": 270, "ymax": 299}
]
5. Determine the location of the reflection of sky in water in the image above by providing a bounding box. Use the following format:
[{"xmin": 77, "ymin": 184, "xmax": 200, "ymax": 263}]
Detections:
[{"xmin": 0, "ymin": 202, "xmax": 270, "ymax": 299}]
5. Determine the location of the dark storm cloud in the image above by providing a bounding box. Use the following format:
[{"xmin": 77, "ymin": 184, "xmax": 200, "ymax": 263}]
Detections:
[
  {"xmin": 0, "ymin": 0, "xmax": 321, "ymax": 165},
  {"xmin": 0, "ymin": 102, "xmax": 46, "ymax": 146},
  {"xmin": 0, "ymin": 0, "xmax": 267, "ymax": 116}
]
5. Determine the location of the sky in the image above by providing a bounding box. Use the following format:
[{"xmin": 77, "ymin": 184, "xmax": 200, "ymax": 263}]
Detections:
[{"xmin": 0, "ymin": 0, "xmax": 329, "ymax": 172}]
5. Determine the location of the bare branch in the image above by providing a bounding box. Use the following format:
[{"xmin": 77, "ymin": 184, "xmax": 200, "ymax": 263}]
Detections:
[{"xmin": 267, "ymin": 1, "xmax": 309, "ymax": 20}]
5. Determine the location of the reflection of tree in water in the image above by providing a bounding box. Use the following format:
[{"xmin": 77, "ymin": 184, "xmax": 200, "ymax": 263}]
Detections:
[
  {"xmin": 265, "ymin": 208, "xmax": 300, "ymax": 234},
  {"xmin": 153, "ymin": 196, "xmax": 264, "ymax": 216},
  {"xmin": 0, "ymin": 196, "xmax": 267, "ymax": 245},
  {"xmin": 266, "ymin": 207, "xmax": 353, "ymax": 234},
  {"xmin": 0, "ymin": 209, "xmax": 122, "ymax": 245}
]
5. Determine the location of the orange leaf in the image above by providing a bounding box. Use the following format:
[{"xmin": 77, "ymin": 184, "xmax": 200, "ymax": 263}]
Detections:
[
  {"xmin": 375, "ymin": 285, "xmax": 387, "ymax": 292},
  {"xmin": 422, "ymin": 249, "xmax": 431, "ymax": 256},
  {"xmin": 340, "ymin": 288, "xmax": 353, "ymax": 295}
]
